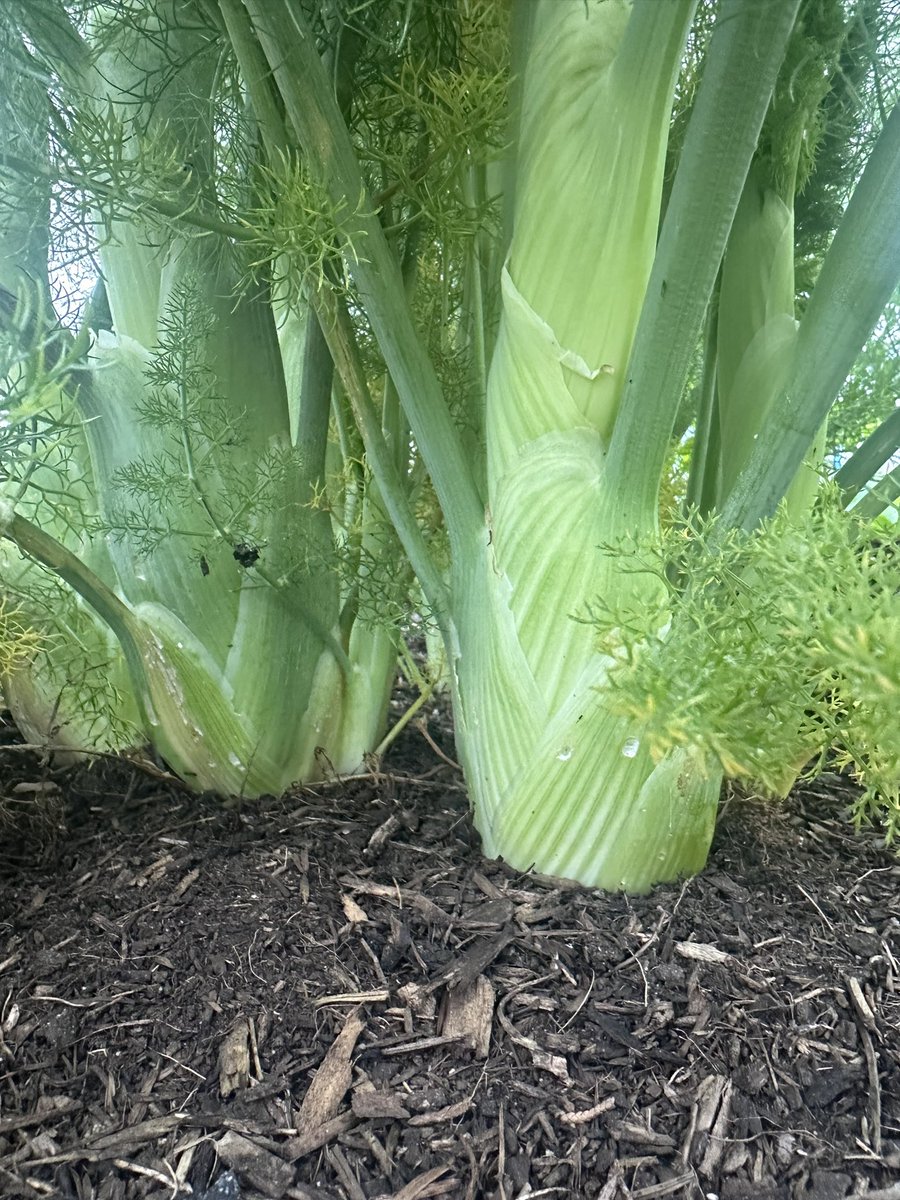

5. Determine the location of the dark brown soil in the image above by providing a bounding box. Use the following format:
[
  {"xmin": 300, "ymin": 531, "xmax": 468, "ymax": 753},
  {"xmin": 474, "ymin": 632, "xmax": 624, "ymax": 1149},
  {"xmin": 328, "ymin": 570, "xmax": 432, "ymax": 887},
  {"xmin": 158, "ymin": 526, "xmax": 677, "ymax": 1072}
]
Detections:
[{"xmin": 1, "ymin": 701, "xmax": 898, "ymax": 1200}]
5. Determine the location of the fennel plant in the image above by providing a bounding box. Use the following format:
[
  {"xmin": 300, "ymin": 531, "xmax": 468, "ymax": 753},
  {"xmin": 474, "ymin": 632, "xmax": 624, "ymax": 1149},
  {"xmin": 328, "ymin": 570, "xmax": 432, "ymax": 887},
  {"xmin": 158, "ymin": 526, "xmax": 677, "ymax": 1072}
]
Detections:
[
  {"xmin": 0, "ymin": 0, "xmax": 417, "ymax": 790},
  {"xmin": 235, "ymin": 0, "xmax": 899, "ymax": 888},
  {"xmin": 1, "ymin": 0, "xmax": 898, "ymax": 890}
]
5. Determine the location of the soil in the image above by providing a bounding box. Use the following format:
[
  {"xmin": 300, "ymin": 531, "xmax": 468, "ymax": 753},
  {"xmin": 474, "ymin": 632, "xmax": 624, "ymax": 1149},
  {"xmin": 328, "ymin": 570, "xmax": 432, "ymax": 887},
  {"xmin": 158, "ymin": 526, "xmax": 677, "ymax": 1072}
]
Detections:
[{"xmin": 0, "ymin": 697, "xmax": 898, "ymax": 1200}]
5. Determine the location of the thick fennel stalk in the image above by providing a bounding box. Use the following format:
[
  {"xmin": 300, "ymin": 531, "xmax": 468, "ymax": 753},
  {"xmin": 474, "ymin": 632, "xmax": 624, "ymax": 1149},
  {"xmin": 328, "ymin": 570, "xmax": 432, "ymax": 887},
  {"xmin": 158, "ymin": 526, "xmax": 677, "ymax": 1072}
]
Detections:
[{"xmin": 0, "ymin": 0, "xmax": 403, "ymax": 790}]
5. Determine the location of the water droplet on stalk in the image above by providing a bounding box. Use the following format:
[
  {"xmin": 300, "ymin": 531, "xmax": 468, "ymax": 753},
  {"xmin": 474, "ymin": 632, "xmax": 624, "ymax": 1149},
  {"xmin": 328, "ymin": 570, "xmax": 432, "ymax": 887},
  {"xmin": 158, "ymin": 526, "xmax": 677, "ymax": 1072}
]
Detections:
[{"xmin": 622, "ymin": 737, "xmax": 640, "ymax": 758}]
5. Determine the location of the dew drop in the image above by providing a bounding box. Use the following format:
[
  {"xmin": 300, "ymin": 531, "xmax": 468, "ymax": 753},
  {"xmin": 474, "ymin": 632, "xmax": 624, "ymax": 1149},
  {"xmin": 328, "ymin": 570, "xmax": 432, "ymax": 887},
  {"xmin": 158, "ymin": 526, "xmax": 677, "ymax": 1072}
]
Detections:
[
  {"xmin": 227, "ymin": 752, "xmax": 243, "ymax": 769},
  {"xmin": 556, "ymin": 747, "xmax": 573, "ymax": 762},
  {"xmin": 622, "ymin": 737, "xmax": 640, "ymax": 758}
]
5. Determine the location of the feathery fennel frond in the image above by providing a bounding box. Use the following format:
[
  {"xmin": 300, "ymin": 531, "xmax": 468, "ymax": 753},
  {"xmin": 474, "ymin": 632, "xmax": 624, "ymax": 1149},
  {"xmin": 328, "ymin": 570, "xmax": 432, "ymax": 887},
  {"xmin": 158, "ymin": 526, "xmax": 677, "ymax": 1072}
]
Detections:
[{"xmin": 591, "ymin": 493, "xmax": 899, "ymax": 834}]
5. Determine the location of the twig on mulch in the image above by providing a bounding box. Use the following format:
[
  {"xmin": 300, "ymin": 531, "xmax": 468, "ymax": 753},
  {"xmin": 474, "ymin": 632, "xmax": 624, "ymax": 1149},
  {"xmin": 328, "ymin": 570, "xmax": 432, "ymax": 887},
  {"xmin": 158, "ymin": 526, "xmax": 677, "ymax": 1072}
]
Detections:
[
  {"xmin": 0, "ymin": 742, "xmax": 185, "ymax": 786},
  {"xmin": 847, "ymin": 975, "xmax": 883, "ymax": 1155}
]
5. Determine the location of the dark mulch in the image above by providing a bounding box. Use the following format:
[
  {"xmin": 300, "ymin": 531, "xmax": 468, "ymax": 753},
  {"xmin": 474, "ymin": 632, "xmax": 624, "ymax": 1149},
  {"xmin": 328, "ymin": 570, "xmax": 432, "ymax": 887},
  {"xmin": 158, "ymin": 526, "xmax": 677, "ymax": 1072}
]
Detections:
[{"xmin": 1, "ymin": 701, "xmax": 898, "ymax": 1200}]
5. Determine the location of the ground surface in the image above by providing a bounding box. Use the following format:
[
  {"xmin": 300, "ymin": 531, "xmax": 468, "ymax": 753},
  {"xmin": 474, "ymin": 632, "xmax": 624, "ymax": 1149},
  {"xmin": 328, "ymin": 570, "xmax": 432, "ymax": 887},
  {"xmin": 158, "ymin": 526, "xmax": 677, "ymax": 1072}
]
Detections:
[{"xmin": 1, "ymin": 702, "xmax": 898, "ymax": 1200}]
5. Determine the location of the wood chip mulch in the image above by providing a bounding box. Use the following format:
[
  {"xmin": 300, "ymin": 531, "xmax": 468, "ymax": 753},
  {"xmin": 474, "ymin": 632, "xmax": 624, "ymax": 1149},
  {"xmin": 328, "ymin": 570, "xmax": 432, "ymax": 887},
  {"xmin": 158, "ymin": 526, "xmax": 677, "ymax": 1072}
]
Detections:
[{"xmin": 1, "ymin": 708, "xmax": 898, "ymax": 1200}]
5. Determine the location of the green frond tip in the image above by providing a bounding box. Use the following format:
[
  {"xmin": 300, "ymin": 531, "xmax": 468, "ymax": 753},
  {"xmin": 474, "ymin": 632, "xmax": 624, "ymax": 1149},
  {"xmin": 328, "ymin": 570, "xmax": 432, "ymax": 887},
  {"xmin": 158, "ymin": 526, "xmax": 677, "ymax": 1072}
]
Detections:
[
  {"xmin": 757, "ymin": 0, "xmax": 848, "ymax": 200},
  {"xmin": 0, "ymin": 596, "xmax": 44, "ymax": 675}
]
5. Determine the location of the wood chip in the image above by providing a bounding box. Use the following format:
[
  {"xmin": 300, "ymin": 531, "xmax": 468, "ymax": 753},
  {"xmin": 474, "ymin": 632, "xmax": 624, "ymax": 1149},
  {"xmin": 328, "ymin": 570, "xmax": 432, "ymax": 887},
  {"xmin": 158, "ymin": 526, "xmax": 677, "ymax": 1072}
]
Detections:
[
  {"xmin": 218, "ymin": 1015, "xmax": 251, "ymax": 1098},
  {"xmin": 351, "ymin": 1087, "xmax": 411, "ymax": 1120},
  {"xmin": 172, "ymin": 866, "xmax": 200, "ymax": 899},
  {"xmin": 426, "ymin": 926, "xmax": 516, "ymax": 993},
  {"xmin": 341, "ymin": 894, "xmax": 370, "ymax": 924},
  {"xmin": 364, "ymin": 813, "xmax": 401, "ymax": 857},
  {"xmin": 675, "ymin": 941, "xmax": 734, "ymax": 966},
  {"xmin": 284, "ymin": 1112, "xmax": 358, "ymax": 1161},
  {"xmin": 216, "ymin": 1130, "xmax": 295, "ymax": 1198},
  {"xmin": 387, "ymin": 1164, "xmax": 453, "ymax": 1200},
  {"xmin": 687, "ymin": 1074, "xmax": 733, "ymax": 1177},
  {"xmin": 408, "ymin": 1097, "xmax": 473, "ymax": 1127},
  {"xmin": 295, "ymin": 1010, "xmax": 364, "ymax": 1132},
  {"xmin": 438, "ymin": 974, "xmax": 494, "ymax": 1058},
  {"xmin": 395, "ymin": 982, "xmax": 436, "ymax": 1018}
]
